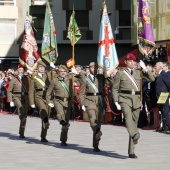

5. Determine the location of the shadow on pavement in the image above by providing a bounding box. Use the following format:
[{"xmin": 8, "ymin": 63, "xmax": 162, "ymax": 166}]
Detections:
[{"xmin": 0, "ymin": 132, "xmax": 128, "ymax": 159}]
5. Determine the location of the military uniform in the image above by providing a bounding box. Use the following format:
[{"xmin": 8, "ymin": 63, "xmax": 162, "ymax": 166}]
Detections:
[
  {"xmin": 112, "ymin": 54, "xmax": 154, "ymax": 157},
  {"xmin": 7, "ymin": 74, "xmax": 29, "ymax": 137},
  {"xmin": 79, "ymin": 62, "xmax": 106, "ymax": 151},
  {"xmin": 46, "ymin": 65, "xmax": 72, "ymax": 145},
  {"xmin": 29, "ymin": 61, "xmax": 51, "ymax": 141}
]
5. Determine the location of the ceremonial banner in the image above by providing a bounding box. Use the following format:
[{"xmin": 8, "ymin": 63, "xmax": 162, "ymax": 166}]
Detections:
[
  {"xmin": 138, "ymin": 0, "xmax": 155, "ymax": 57},
  {"xmin": 97, "ymin": 2, "xmax": 119, "ymax": 76},
  {"xmin": 66, "ymin": 58, "xmax": 75, "ymax": 68},
  {"xmin": 67, "ymin": 10, "xmax": 81, "ymax": 45},
  {"xmin": 42, "ymin": 1, "xmax": 58, "ymax": 63},
  {"xmin": 19, "ymin": 17, "xmax": 40, "ymax": 72}
]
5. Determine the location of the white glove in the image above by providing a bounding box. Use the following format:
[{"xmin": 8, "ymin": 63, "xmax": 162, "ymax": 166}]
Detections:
[
  {"xmin": 82, "ymin": 105, "xmax": 86, "ymax": 111},
  {"xmin": 115, "ymin": 102, "xmax": 121, "ymax": 110},
  {"xmin": 50, "ymin": 62, "xmax": 56, "ymax": 69},
  {"xmin": 139, "ymin": 60, "xmax": 147, "ymax": 70},
  {"xmin": 48, "ymin": 103, "xmax": 54, "ymax": 108},
  {"xmin": 27, "ymin": 69, "xmax": 32, "ymax": 75},
  {"xmin": 10, "ymin": 102, "xmax": 15, "ymax": 107},
  {"xmin": 30, "ymin": 104, "xmax": 36, "ymax": 108},
  {"xmin": 71, "ymin": 67, "xmax": 78, "ymax": 75}
]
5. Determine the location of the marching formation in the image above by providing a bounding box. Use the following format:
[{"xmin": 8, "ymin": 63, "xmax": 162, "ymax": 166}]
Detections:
[
  {"xmin": 1, "ymin": 0, "xmax": 166, "ymax": 160},
  {"xmin": 4, "ymin": 52, "xmax": 157, "ymax": 160}
]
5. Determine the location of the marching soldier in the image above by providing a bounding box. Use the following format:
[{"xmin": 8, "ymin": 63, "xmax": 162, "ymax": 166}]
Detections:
[
  {"xmin": 112, "ymin": 53, "xmax": 154, "ymax": 158},
  {"xmin": 7, "ymin": 64, "xmax": 29, "ymax": 138},
  {"xmin": 46, "ymin": 65, "xmax": 72, "ymax": 146},
  {"xmin": 29, "ymin": 60, "xmax": 51, "ymax": 142},
  {"xmin": 79, "ymin": 62, "xmax": 105, "ymax": 152}
]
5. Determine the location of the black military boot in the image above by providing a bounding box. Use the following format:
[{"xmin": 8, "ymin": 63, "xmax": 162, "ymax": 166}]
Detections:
[
  {"xmin": 95, "ymin": 129, "xmax": 102, "ymax": 141},
  {"xmin": 43, "ymin": 117, "xmax": 50, "ymax": 129},
  {"xmin": 61, "ymin": 141, "xmax": 68, "ymax": 146},
  {"xmin": 60, "ymin": 120, "xmax": 70, "ymax": 129}
]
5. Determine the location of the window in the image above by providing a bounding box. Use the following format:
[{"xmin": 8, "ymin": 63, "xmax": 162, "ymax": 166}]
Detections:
[
  {"xmin": 63, "ymin": 0, "xmax": 93, "ymax": 40},
  {"xmin": 119, "ymin": 10, "xmax": 131, "ymax": 26},
  {"xmin": 32, "ymin": 16, "xmax": 44, "ymax": 41},
  {"xmin": 0, "ymin": 0, "xmax": 15, "ymax": 6},
  {"xmin": 0, "ymin": 19, "xmax": 16, "ymax": 44},
  {"xmin": 167, "ymin": 0, "xmax": 170, "ymax": 11},
  {"xmin": 63, "ymin": 0, "xmax": 92, "ymax": 10},
  {"xmin": 116, "ymin": 0, "xmax": 131, "ymax": 10}
]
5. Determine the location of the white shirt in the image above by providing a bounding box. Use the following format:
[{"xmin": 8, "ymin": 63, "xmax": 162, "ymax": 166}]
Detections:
[
  {"xmin": 127, "ymin": 68, "xmax": 134, "ymax": 74},
  {"xmin": 90, "ymin": 74, "xmax": 95, "ymax": 81},
  {"xmin": 38, "ymin": 73, "xmax": 43, "ymax": 78}
]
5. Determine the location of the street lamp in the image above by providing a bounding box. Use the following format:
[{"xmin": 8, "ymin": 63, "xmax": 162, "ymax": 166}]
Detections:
[{"xmin": 114, "ymin": 26, "xmax": 133, "ymax": 34}]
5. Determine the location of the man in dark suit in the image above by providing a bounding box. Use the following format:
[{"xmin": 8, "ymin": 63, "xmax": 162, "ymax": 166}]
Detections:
[{"xmin": 155, "ymin": 62, "xmax": 170, "ymax": 131}]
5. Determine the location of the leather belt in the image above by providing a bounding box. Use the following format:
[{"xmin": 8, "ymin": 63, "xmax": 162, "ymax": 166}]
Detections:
[
  {"xmin": 36, "ymin": 88, "xmax": 46, "ymax": 92},
  {"xmin": 55, "ymin": 96, "xmax": 70, "ymax": 102},
  {"xmin": 119, "ymin": 90, "xmax": 140, "ymax": 95},
  {"xmin": 13, "ymin": 92, "xmax": 28, "ymax": 95},
  {"xmin": 86, "ymin": 93, "xmax": 103, "ymax": 96}
]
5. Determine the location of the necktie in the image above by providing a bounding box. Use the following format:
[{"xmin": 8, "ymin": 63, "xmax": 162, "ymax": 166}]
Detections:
[{"xmin": 131, "ymin": 70, "xmax": 133, "ymax": 75}]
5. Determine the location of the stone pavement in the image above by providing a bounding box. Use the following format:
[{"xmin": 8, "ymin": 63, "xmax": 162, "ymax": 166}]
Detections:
[{"xmin": 0, "ymin": 113, "xmax": 170, "ymax": 170}]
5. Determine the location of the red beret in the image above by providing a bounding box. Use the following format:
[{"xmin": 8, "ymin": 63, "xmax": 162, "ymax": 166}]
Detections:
[
  {"xmin": 18, "ymin": 64, "xmax": 24, "ymax": 69},
  {"xmin": 126, "ymin": 53, "xmax": 136, "ymax": 61}
]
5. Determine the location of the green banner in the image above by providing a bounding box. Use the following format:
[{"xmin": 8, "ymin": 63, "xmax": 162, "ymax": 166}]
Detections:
[
  {"xmin": 67, "ymin": 11, "xmax": 81, "ymax": 45},
  {"xmin": 41, "ymin": 1, "xmax": 58, "ymax": 63}
]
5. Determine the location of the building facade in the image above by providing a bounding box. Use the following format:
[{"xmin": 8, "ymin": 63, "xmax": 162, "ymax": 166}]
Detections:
[{"xmin": 0, "ymin": 0, "xmax": 132, "ymax": 70}]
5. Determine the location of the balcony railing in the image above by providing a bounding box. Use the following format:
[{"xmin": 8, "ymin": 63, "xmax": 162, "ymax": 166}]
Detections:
[{"xmin": 32, "ymin": 0, "xmax": 51, "ymax": 5}]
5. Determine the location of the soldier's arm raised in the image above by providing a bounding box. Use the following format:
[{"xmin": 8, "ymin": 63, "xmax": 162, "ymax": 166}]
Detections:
[
  {"xmin": 28, "ymin": 78, "xmax": 35, "ymax": 106},
  {"xmin": 79, "ymin": 71, "xmax": 86, "ymax": 106},
  {"xmin": 46, "ymin": 79, "xmax": 55, "ymax": 104},
  {"xmin": 142, "ymin": 70, "xmax": 155, "ymax": 82}
]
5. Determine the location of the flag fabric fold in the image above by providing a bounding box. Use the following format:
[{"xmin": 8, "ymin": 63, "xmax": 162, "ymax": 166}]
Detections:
[
  {"xmin": 66, "ymin": 58, "xmax": 75, "ymax": 68},
  {"xmin": 42, "ymin": 1, "xmax": 58, "ymax": 63},
  {"xmin": 138, "ymin": 0, "xmax": 155, "ymax": 57},
  {"xmin": 67, "ymin": 10, "xmax": 81, "ymax": 45},
  {"xmin": 19, "ymin": 17, "xmax": 40, "ymax": 72},
  {"xmin": 97, "ymin": 2, "xmax": 119, "ymax": 76}
]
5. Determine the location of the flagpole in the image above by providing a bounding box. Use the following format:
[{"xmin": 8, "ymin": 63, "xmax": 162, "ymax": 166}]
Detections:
[
  {"xmin": 72, "ymin": 35, "xmax": 75, "ymax": 102},
  {"xmin": 71, "ymin": 8, "xmax": 75, "ymax": 119}
]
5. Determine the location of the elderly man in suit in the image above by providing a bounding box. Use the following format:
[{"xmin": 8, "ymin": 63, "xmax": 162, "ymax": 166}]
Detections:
[
  {"xmin": 7, "ymin": 64, "xmax": 29, "ymax": 138},
  {"xmin": 112, "ymin": 53, "xmax": 154, "ymax": 158},
  {"xmin": 155, "ymin": 62, "xmax": 170, "ymax": 131},
  {"xmin": 29, "ymin": 60, "xmax": 51, "ymax": 142}
]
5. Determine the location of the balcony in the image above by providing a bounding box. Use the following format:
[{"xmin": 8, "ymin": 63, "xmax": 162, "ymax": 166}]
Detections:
[{"xmin": 31, "ymin": 0, "xmax": 51, "ymax": 5}]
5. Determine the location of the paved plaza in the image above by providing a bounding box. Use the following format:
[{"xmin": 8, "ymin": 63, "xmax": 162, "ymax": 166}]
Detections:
[{"xmin": 0, "ymin": 113, "xmax": 170, "ymax": 170}]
